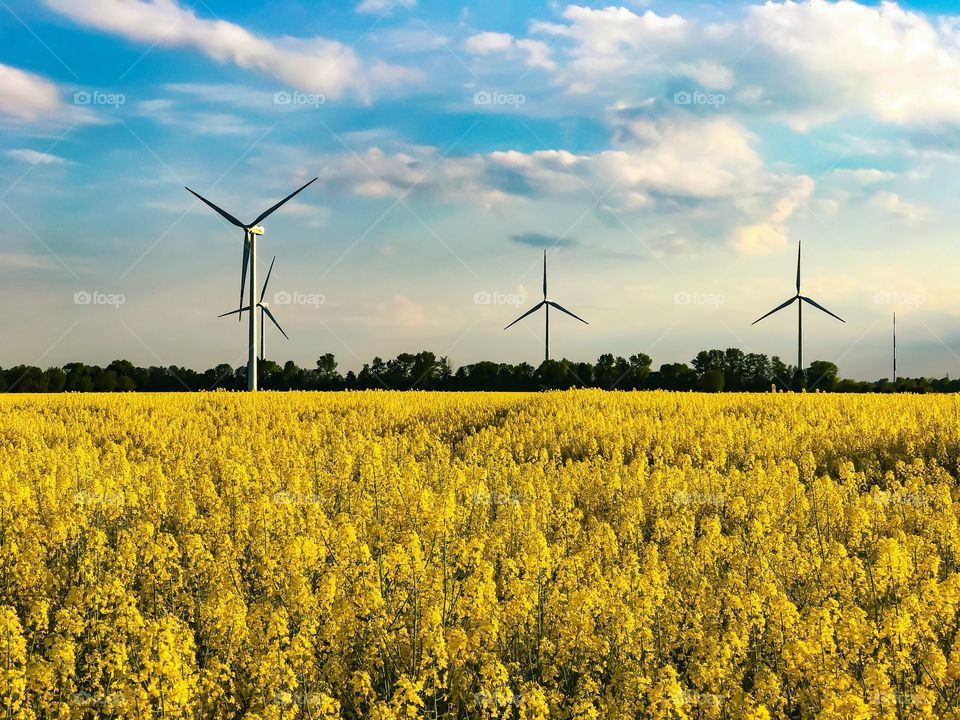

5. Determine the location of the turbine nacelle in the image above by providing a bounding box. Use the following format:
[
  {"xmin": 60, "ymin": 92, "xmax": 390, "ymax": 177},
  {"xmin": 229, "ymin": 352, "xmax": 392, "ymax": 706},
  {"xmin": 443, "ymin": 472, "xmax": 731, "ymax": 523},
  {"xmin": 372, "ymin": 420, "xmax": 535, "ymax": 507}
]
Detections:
[{"xmin": 249, "ymin": 226, "xmax": 264, "ymax": 236}]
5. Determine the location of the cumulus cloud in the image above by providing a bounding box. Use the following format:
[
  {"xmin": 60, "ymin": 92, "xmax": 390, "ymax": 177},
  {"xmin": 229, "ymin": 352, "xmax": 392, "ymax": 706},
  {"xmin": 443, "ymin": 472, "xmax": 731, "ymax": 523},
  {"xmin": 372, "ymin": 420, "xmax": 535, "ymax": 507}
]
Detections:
[
  {"xmin": 357, "ymin": 0, "xmax": 415, "ymax": 14},
  {"xmin": 44, "ymin": 0, "xmax": 418, "ymax": 99},
  {"xmin": 464, "ymin": 31, "xmax": 556, "ymax": 70},
  {"xmin": 390, "ymin": 294, "xmax": 428, "ymax": 329},
  {"xmin": 869, "ymin": 191, "xmax": 928, "ymax": 222},
  {"xmin": 501, "ymin": 1, "xmax": 960, "ymax": 129},
  {"xmin": 465, "ymin": 32, "xmax": 514, "ymax": 54},
  {"xmin": 511, "ymin": 232, "xmax": 577, "ymax": 249},
  {"xmin": 134, "ymin": 98, "xmax": 257, "ymax": 136},
  {"xmin": 738, "ymin": 0, "xmax": 960, "ymax": 129},
  {"xmin": 7, "ymin": 149, "xmax": 70, "ymax": 165},
  {"xmin": 831, "ymin": 168, "xmax": 898, "ymax": 184},
  {"xmin": 0, "ymin": 253, "xmax": 64, "ymax": 270},
  {"xmin": 675, "ymin": 61, "xmax": 734, "ymax": 91},
  {"xmin": 530, "ymin": 6, "xmax": 687, "ymax": 93},
  {"xmin": 313, "ymin": 113, "xmax": 811, "ymax": 255},
  {"xmin": 0, "ymin": 64, "xmax": 65, "ymax": 122}
]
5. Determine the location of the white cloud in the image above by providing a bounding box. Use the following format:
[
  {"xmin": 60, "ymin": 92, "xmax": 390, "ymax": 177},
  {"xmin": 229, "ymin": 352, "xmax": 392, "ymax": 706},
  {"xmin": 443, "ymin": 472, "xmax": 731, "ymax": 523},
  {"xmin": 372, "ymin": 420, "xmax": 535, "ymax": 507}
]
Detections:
[
  {"xmin": 831, "ymin": 168, "xmax": 897, "ymax": 184},
  {"xmin": 500, "ymin": 1, "xmax": 960, "ymax": 129},
  {"xmin": 738, "ymin": 0, "xmax": 960, "ymax": 129},
  {"xmin": 870, "ymin": 191, "xmax": 928, "ymax": 222},
  {"xmin": 0, "ymin": 253, "xmax": 64, "ymax": 270},
  {"xmin": 7, "ymin": 149, "xmax": 70, "ymax": 166},
  {"xmin": 515, "ymin": 39, "xmax": 556, "ymax": 71},
  {"xmin": 367, "ymin": 26, "xmax": 451, "ymax": 53},
  {"xmin": 357, "ymin": 0, "xmax": 415, "ymax": 14},
  {"xmin": 733, "ymin": 175, "xmax": 814, "ymax": 256},
  {"xmin": 465, "ymin": 32, "xmax": 514, "ymax": 54},
  {"xmin": 0, "ymin": 64, "xmax": 64, "ymax": 121},
  {"xmin": 44, "ymin": 0, "xmax": 418, "ymax": 99},
  {"xmin": 596, "ymin": 115, "xmax": 763, "ymax": 199},
  {"xmin": 733, "ymin": 223, "xmax": 790, "ymax": 256},
  {"xmin": 676, "ymin": 60, "xmax": 734, "ymax": 90},
  {"xmin": 812, "ymin": 198, "xmax": 841, "ymax": 217},
  {"xmin": 530, "ymin": 6, "xmax": 686, "ymax": 92},
  {"xmin": 163, "ymin": 83, "xmax": 274, "ymax": 107},
  {"xmin": 390, "ymin": 294, "xmax": 428, "ymax": 329},
  {"xmin": 464, "ymin": 31, "xmax": 556, "ymax": 70},
  {"xmin": 135, "ymin": 98, "xmax": 257, "ymax": 136},
  {"xmin": 313, "ymin": 114, "xmax": 811, "ymax": 255}
]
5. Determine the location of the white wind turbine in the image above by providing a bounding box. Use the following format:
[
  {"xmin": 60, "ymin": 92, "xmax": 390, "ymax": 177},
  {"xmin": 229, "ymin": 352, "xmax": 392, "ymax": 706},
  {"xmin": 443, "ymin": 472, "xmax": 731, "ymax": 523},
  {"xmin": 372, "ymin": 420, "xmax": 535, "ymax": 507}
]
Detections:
[
  {"xmin": 185, "ymin": 177, "xmax": 317, "ymax": 390},
  {"xmin": 218, "ymin": 256, "xmax": 288, "ymax": 363}
]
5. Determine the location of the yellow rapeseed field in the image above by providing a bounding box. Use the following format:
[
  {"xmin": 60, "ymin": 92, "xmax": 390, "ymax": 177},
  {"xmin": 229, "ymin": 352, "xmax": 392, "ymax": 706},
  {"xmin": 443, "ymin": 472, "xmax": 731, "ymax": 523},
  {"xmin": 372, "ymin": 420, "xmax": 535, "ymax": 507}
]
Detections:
[{"xmin": 0, "ymin": 391, "xmax": 959, "ymax": 719}]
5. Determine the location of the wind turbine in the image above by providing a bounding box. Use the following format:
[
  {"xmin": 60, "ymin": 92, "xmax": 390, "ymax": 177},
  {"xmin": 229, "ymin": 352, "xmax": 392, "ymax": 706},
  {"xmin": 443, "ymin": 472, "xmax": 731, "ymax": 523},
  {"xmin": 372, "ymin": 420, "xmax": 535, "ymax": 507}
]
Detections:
[
  {"xmin": 505, "ymin": 250, "xmax": 588, "ymax": 363},
  {"xmin": 185, "ymin": 177, "xmax": 317, "ymax": 390},
  {"xmin": 751, "ymin": 240, "xmax": 845, "ymax": 374},
  {"xmin": 218, "ymin": 256, "xmax": 288, "ymax": 363}
]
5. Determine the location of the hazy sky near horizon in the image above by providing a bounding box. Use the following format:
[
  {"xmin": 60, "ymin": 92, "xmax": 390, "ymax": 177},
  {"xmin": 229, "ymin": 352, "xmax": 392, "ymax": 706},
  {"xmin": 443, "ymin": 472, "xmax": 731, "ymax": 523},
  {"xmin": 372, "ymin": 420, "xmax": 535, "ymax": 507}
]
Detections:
[{"xmin": 3, "ymin": 0, "xmax": 960, "ymax": 379}]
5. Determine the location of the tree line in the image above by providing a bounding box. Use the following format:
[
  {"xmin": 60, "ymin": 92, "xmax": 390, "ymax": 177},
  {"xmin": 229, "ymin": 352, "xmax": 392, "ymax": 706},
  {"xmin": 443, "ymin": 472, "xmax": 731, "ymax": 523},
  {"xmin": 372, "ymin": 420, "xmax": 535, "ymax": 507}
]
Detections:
[{"xmin": 0, "ymin": 350, "xmax": 953, "ymax": 393}]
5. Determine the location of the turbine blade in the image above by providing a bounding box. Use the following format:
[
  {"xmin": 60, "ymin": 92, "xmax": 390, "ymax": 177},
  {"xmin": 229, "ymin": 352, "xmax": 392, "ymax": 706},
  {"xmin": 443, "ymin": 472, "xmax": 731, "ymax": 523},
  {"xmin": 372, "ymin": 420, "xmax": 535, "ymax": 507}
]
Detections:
[
  {"xmin": 239, "ymin": 234, "xmax": 250, "ymax": 321},
  {"xmin": 796, "ymin": 240, "xmax": 802, "ymax": 294},
  {"xmin": 800, "ymin": 295, "xmax": 845, "ymax": 323},
  {"xmin": 751, "ymin": 296, "xmax": 797, "ymax": 325},
  {"xmin": 504, "ymin": 300, "xmax": 546, "ymax": 330},
  {"xmin": 218, "ymin": 306, "xmax": 251, "ymax": 318},
  {"xmin": 543, "ymin": 250, "xmax": 547, "ymax": 300},
  {"xmin": 547, "ymin": 300, "xmax": 588, "ymax": 325},
  {"xmin": 260, "ymin": 256, "xmax": 276, "ymax": 304},
  {"xmin": 184, "ymin": 187, "xmax": 246, "ymax": 228},
  {"xmin": 251, "ymin": 177, "xmax": 319, "ymax": 226},
  {"xmin": 262, "ymin": 306, "xmax": 289, "ymax": 340}
]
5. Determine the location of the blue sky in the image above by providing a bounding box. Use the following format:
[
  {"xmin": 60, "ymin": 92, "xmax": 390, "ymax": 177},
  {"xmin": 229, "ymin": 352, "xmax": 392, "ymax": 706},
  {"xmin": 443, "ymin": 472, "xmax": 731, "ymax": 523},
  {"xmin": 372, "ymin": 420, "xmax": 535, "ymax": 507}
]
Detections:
[{"xmin": 3, "ymin": 0, "xmax": 960, "ymax": 379}]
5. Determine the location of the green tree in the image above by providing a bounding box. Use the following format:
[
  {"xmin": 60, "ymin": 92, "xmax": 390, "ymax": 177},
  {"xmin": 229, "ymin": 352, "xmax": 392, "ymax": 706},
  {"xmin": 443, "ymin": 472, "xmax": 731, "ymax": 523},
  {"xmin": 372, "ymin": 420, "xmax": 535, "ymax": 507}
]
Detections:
[
  {"xmin": 698, "ymin": 369, "xmax": 725, "ymax": 392},
  {"xmin": 807, "ymin": 361, "xmax": 839, "ymax": 391},
  {"xmin": 535, "ymin": 360, "xmax": 570, "ymax": 389},
  {"xmin": 315, "ymin": 353, "xmax": 340, "ymax": 386}
]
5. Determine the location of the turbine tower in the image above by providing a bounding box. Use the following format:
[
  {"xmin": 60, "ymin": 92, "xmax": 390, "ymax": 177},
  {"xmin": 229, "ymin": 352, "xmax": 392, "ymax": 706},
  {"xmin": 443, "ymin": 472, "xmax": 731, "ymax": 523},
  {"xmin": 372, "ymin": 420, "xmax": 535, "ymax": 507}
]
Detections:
[
  {"xmin": 505, "ymin": 250, "xmax": 588, "ymax": 363},
  {"xmin": 185, "ymin": 177, "xmax": 317, "ymax": 390},
  {"xmin": 893, "ymin": 312, "xmax": 897, "ymax": 383},
  {"xmin": 751, "ymin": 240, "xmax": 845, "ymax": 374},
  {"xmin": 218, "ymin": 256, "xmax": 288, "ymax": 363}
]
